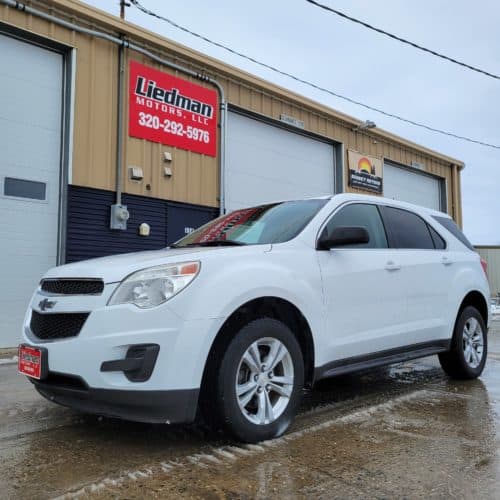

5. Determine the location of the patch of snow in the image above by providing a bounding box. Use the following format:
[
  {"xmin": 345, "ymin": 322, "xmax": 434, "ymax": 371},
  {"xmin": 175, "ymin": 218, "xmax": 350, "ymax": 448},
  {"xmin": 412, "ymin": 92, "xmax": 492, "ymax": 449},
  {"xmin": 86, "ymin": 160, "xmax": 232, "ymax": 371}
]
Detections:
[{"xmin": 0, "ymin": 356, "xmax": 18, "ymax": 365}]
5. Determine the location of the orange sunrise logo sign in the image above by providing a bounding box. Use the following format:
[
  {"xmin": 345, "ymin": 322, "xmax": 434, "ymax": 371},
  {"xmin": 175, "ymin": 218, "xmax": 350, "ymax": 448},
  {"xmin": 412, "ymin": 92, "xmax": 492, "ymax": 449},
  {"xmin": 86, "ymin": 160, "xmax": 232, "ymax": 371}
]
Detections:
[{"xmin": 358, "ymin": 156, "xmax": 375, "ymax": 175}]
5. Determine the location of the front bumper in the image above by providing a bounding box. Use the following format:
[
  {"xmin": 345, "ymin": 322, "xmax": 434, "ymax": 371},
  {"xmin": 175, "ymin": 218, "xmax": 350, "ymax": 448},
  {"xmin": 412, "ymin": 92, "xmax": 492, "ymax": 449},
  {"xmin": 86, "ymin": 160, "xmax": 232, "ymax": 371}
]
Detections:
[
  {"xmin": 22, "ymin": 285, "xmax": 226, "ymax": 423},
  {"xmin": 32, "ymin": 376, "xmax": 199, "ymax": 424}
]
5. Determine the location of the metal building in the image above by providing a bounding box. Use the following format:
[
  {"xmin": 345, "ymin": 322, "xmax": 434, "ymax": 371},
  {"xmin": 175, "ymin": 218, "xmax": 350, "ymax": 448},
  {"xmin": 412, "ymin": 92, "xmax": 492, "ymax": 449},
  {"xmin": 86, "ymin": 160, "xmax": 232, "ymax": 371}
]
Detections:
[
  {"xmin": 0, "ymin": 0, "xmax": 465, "ymax": 347},
  {"xmin": 476, "ymin": 247, "xmax": 500, "ymax": 297}
]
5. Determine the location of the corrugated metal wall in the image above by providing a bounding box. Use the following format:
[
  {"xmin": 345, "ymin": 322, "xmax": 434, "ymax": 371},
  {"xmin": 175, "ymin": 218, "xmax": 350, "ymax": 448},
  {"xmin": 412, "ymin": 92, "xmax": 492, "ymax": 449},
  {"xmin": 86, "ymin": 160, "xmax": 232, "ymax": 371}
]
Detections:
[
  {"xmin": 66, "ymin": 185, "xmax": 218, "ymax": 262},
  {"xmin": 476, "ymin": 247, "xmax": 500, "ymax": 296},
  {"xmin": 0, "ymin": 0, "xmax": 463, "ymax": 222}
]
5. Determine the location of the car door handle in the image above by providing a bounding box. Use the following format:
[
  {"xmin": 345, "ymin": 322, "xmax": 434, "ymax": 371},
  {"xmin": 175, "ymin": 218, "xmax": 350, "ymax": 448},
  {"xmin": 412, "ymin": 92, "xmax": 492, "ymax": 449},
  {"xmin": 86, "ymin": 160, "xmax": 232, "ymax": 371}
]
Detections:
[
  {"xmin": 385, "ymin": 261, "xmax": 401, "ymax": 271},
  {"xmin": 442, "ymin": 256, "xmax": 453, "ymax": 266}
]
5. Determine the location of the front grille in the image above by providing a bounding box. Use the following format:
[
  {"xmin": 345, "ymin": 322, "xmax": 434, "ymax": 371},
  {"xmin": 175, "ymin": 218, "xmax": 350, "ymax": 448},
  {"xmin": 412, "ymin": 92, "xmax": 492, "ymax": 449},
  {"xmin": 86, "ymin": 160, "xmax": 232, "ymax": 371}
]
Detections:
[
  {"xmin": 41, "ymin": 279, "xmax": 104, "ymax": 295},
  {"xmin": 30, "ymin": 310, "xmax": 89, "ymax": 340}
]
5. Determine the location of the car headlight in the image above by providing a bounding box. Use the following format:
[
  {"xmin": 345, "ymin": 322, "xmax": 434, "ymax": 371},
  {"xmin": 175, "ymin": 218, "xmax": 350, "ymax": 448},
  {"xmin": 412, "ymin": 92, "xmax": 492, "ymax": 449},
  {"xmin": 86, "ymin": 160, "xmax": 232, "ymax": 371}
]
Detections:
[{"xmin": 108, "ymin": 261, "xmax": 200, "ymax": 308}]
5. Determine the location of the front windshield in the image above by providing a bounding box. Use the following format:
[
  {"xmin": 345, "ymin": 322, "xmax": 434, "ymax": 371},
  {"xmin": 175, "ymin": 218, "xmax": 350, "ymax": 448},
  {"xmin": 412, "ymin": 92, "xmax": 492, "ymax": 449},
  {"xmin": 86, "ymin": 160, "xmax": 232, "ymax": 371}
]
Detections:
[{"xmin": 172, "ymin": 199, "xmax": 328, "ymax": 247}]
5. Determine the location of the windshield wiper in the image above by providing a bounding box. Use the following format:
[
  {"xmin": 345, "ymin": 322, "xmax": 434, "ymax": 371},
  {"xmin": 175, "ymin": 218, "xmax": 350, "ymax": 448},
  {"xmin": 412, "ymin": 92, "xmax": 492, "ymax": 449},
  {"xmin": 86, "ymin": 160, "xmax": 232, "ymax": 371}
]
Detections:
[{"xmin": 179, "ymin": 240, "xmax": 247, "ymax": 247}]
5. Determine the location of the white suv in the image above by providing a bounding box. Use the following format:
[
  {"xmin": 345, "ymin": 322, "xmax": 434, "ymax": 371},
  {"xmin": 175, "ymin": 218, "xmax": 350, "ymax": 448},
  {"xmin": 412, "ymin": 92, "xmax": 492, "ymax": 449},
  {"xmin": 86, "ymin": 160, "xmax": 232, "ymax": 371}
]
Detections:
[{"xmin": 18, "ymin": 194, "xmax": 490, "ymax": 443}]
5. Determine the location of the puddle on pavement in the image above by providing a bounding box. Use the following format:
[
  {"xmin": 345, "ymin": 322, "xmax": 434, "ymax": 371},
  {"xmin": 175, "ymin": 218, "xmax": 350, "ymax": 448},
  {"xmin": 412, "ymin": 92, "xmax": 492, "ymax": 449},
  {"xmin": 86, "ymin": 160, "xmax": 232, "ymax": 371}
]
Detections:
[{"xmin": 94, "ymin": 379, "xmax": 500, "ymax": 499}]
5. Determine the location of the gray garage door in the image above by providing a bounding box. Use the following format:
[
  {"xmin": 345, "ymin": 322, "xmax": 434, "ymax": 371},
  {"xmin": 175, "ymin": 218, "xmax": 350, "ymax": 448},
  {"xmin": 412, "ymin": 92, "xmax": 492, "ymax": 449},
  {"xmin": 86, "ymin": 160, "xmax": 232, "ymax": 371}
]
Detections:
[
  {"xmin": 0, "ymin": 34, "xmax": 63, "ymax": 347},
  {"xmin": 383, "ymin": 162, "xmax": 443, "ymax": 211},
  {"xmin": 226, "ymin": 112, "xmax": 335, "ymax": 212}
]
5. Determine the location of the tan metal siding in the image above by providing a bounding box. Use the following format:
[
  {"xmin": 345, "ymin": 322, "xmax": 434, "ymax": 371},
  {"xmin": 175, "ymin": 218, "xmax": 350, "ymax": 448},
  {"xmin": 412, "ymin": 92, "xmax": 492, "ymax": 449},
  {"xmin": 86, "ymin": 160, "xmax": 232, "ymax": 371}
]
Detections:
[
  {"xmin": 123, "ymin": 53, "xmax": 219, "ymax": 206},
  {"xmin": 476, "ymin": 248, "xmax": 500, "ymax": 296},
  {"xmin": 72, "ymin": 34, "xmax": 118, "ymax": 191},
  {"xmin": 0, "ymin": 0, "xmax": 462, "ymax": 215}
]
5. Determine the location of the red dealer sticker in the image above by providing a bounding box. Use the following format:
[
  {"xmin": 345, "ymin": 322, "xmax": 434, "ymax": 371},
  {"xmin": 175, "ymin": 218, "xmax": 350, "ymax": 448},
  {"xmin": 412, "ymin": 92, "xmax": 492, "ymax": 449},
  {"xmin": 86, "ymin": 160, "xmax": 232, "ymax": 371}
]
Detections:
[
  {"xmin": 129, "ymin": 61, "xmax": 218, "ymax": 157},
  {"xmin": 193, "ymin": 207, "xmax": 265, "ymax": 243}
]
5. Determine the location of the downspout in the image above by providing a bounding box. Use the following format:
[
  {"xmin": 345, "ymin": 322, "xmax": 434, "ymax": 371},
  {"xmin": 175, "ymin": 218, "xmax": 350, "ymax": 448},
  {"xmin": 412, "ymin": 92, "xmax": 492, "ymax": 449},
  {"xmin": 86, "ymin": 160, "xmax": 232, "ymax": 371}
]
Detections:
[
  {"xmin": 116, "ymin": 41, "xmax": 125, "ymax": 206},
  {"xmin": 109, "ymin": 38, "xmax": 128, "ymax": 230},
  {"xmin": 2, "ymin": 0, "xmax": 227, "ymax": 218}
]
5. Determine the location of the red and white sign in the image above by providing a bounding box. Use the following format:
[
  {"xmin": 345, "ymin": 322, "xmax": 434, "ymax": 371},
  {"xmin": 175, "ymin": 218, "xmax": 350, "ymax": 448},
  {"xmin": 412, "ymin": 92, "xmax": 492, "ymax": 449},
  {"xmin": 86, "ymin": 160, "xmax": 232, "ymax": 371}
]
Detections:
[
  {"xmin": 129, "ymin": 61, "xmax": 218, "ymax": 157},
  {"xmin": 18, "ymin": 345, "xmax": 43, "ymax": 379}
]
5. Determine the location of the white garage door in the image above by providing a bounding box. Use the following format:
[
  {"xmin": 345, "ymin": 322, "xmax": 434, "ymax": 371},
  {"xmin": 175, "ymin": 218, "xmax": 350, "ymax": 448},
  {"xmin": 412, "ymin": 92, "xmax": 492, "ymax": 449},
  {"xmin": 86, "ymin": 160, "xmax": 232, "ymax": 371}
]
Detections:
[
  {"xmin": 383, "ymin": 162, "xmax": 442, "ymax": 211},
  {"xmin": 0, "ymin": 34, "xmax": 63, "ymax": 347},
  {"xmin": 226, "ymin": 112, "xmax": 335, "ymax": 212}
]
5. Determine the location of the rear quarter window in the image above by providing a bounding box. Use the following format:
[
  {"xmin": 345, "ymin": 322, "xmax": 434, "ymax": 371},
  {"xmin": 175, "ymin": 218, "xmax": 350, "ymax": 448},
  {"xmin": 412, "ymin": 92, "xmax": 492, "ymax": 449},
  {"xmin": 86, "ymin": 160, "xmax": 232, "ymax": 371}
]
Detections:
[
  {"xmin": 432, "ymin": 216, "xmax": 474, "ymax": 251},
  {"xmin": 428, "ymin": 224, "xmax": 446, "ymax": 250}
]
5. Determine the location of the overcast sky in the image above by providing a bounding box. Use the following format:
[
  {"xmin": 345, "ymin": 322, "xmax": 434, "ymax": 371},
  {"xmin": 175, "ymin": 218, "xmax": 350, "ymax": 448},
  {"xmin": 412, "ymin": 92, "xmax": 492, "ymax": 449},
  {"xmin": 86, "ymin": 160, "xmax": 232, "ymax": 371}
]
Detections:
[{"xmin": 84, "ymin": 0, "xmax": 500, "ymax": 244}]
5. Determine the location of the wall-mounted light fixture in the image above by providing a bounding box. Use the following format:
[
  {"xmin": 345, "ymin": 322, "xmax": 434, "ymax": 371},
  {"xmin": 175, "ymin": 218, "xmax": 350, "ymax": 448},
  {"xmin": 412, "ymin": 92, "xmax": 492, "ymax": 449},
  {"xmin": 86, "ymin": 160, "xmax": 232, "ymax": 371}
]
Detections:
[
  {"xmin": 352, "ymin": 120, "xmax": 376, "ymax": 132},
  {"xmin": 129, "ymin": 166, "xmax": 144, "ymax": 181}
]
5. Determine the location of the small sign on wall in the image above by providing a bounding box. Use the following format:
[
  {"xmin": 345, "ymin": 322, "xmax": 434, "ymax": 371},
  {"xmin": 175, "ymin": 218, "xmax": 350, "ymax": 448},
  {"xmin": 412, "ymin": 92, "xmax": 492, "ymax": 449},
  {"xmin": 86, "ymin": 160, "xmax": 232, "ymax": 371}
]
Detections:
[
  {"xmin": 280, "ymin": 114, "xmax": 305, "ymax": 129},
  {"xmin": 129, "ymin": 61, "xmax": 218, "ymax": 157},
  {"xmin": 347, "ymin": 150, "xmax": 383, "ymax": 194}
]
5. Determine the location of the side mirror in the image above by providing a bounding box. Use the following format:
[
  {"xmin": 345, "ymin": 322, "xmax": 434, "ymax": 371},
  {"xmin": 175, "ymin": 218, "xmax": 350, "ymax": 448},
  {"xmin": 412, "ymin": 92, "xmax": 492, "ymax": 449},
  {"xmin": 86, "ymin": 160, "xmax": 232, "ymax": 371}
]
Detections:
[{"xmin": 317, "ymin": 226, "xmax": 370, "ymax": 250}]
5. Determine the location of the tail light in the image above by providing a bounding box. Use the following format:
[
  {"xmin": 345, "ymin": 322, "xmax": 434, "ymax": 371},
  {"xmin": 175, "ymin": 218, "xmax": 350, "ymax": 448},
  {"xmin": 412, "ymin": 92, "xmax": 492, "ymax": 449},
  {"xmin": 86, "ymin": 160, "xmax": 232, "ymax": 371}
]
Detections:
[{"xmin": 480, "ymin": 257, "xmax": 488, "ymax": 277}]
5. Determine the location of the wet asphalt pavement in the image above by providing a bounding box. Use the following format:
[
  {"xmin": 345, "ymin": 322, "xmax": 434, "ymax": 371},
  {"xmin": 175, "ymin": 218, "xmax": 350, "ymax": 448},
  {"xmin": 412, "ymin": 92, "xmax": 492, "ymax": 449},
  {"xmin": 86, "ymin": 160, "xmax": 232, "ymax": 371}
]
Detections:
[{"xmin": 1, "ymin": 320, "xmax": 500, "ymax": 499}]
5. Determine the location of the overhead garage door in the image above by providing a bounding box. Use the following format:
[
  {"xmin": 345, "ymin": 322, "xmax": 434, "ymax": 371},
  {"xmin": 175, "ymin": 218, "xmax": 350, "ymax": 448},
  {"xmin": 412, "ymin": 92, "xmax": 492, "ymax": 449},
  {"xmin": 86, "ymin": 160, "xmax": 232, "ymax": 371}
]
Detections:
[
  {"xmin": 226, "ymin": 111, "xmax": 335, "ymax": 212},
  {"xmin": 0, "ymin": 34, "xmax": 63, "ymax": 347},
  {"xmin": 383, "ymin": 162, "xmax": 443, "ymax": 211}
]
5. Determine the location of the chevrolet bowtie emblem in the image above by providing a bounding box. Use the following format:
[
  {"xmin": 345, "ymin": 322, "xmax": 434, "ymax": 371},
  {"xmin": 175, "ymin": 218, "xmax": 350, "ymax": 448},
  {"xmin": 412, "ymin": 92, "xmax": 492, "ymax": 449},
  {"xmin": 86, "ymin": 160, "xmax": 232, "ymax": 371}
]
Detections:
[{"xmin": 39, "ymin": 298, "xmax": 56, "ymax": 312}]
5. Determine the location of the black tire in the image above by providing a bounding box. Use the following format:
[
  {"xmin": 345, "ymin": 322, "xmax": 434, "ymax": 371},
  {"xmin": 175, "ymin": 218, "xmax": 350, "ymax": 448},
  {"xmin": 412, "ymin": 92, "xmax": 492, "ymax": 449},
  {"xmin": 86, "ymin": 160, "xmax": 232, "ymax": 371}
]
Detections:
[
  {"xmin": 438, "ymin": 305, "xmax": 487, "ymax": 379},
  {"xmin": 212, "ymin": 318, "xmax": 304, "ymax": 443}
]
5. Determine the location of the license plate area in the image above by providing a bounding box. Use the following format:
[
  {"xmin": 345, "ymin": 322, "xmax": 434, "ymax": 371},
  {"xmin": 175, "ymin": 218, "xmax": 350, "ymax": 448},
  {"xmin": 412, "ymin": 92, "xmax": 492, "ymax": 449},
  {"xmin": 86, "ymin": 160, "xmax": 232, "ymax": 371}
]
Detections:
[{"xmin": 18, "ymin": 344, "xmax": 48, "ymax": 380}]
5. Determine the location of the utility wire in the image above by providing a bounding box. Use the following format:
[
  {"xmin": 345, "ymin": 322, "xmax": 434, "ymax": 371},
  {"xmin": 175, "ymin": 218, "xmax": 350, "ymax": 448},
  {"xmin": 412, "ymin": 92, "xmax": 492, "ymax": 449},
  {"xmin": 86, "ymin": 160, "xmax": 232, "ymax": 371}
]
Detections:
[
  {"xmin": 130, "ymin": 0, "xmax": 500, "ymax": 150},
  {"xmin": 305, "ymin": 0, "xmax": 500, "ymax": 81}
]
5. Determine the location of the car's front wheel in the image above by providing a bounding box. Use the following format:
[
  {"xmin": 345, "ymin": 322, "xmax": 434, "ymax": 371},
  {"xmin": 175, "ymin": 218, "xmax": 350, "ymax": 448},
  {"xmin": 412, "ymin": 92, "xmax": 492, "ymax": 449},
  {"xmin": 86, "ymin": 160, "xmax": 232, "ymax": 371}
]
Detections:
[
  {"xmin": 439, "ymin": 305, "xmax": 487, "ymax": 379},
  {"xmin": 214, "ymin": 318, "xmax": 304, "ymax": 443}
]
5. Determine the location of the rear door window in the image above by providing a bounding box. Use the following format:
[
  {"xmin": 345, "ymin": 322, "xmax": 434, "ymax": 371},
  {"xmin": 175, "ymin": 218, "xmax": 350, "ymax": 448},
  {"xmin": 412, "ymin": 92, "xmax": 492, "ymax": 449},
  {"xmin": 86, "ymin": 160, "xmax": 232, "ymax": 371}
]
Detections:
[
  {"xmin": 381, "ymin": 206, "xmax": 434, "ymax": 249},
  {"xmin": 432, "ymin": 216, "xmax": 474, "ymax": 251},
  {"xmin": 323, "ymin": 203, "xmax": 388, "ymax": 249}
]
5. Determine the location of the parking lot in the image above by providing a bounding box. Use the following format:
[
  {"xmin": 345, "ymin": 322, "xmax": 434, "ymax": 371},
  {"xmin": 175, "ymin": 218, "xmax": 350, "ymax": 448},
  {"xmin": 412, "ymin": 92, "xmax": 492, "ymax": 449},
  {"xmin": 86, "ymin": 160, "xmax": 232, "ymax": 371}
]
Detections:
[{"xmin": 1, "ymin": 318, "xmax": 499, "ymax": 499}]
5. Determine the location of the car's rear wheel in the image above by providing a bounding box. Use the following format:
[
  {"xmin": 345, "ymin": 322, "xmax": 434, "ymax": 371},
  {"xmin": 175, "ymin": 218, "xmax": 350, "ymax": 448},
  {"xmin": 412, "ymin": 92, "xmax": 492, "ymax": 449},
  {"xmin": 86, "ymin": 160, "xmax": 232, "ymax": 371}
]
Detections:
[
  {"xmin": 214, "ymin": 318, "xmax": 304, "ymax": 443},
  {"xmin": 438, "ymin": 305, "xmax": 487, "ymax": 379}
]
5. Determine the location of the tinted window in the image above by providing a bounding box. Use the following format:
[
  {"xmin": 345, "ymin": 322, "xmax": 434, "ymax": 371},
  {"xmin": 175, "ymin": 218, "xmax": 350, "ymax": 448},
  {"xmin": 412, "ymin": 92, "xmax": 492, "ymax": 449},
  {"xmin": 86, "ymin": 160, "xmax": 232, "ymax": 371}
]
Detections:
[
  {"xmin": 432, "ymin": 216, "xmax": 474, "ymax": 251},
  {"xmin": 323, "ymin": 203, "xmax": 388, "ymax": 249},
  {"xmin": 4, "ymin": 177, "xmax": 46, "ymax": 200},
  {"xmin": 382, "ymin": 206, "xmax": 434, "ymax": 249},
  {"xmin": 173, "ymin": 199, "xmax": 328, "ymax": 247},
  {"xmin": 428, "ymin": 224, "xmax": 446, "ymax": 249}
]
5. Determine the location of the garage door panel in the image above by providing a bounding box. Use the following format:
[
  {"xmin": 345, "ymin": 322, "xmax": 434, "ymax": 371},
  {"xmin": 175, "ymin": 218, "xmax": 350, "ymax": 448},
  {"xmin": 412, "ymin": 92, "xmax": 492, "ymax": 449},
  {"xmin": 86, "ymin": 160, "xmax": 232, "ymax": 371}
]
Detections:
[
  {"xmin": 0, "ymin": 34, "xmax": 62, "ymax": 85},
  {"xmin": 0, "ymin": 82, "xmax": 62, "ymax": 131},
  {"xmin": 228, "ymin": 170, "xmax": 323, "ymax": 208},
  {"xmin": 227, "ymin": 112, "xmax": 334, "ymax": 211},
  {"xmin": 0, "ymin": 117, "xmax": 61, "ymax": 168},
  {"xmin": 0, "ymin": 34, "xmax": 63, "ymax": 347},
  {"xmin": 383, "ymin": 163, "xmax": 442, "ymax": 211}
]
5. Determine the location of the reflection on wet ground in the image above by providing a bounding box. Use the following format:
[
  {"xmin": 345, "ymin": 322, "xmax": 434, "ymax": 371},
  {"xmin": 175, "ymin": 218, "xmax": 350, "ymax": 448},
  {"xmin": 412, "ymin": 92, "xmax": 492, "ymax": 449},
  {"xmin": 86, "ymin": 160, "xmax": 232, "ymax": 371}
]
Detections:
[{"xmin": 1, "ymin": 321, "xmax": 500, "ymax": 499}]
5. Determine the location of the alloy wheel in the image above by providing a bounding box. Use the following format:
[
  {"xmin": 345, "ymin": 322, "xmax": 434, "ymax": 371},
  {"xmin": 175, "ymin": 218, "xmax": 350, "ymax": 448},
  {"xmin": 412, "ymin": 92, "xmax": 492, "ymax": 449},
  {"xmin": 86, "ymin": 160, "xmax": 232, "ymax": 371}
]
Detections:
[
  {"xmin": 462, "ymin": 317, "xmax": 484, "ymax": 369},
  {"xmin": 235, "ymin": 337, "xmax": 294, "ymax": 425}
]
